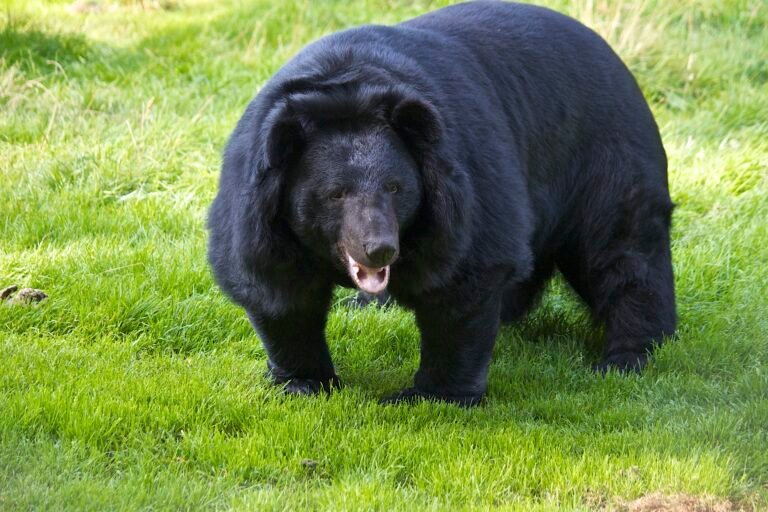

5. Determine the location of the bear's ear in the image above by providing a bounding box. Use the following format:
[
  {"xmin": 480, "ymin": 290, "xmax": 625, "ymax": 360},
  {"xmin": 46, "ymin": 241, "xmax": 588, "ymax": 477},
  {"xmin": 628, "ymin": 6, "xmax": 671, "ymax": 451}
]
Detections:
[
  {"xmin": 229, "ymin": 102, "xmax": 307, "ymax": 270},
  {"xmin": 388, "ymin": 98, "xmax": 443, "ymax": 160},
  {"xmin": 253, "ymin": 103, "xmax": 306, "ymax": 174}
]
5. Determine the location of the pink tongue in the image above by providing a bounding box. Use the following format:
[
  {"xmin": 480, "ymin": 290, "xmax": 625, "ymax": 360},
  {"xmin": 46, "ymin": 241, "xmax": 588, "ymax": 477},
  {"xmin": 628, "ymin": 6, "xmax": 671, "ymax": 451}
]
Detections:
[{"xmin": 347, "ymin": 253, "xmax": 390, "ymax": 294}]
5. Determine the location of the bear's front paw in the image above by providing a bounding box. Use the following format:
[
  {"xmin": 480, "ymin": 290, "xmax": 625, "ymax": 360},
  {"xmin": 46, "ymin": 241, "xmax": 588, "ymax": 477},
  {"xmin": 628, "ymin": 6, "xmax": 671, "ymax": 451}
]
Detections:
[
  {"xmin": 379, "ymin": 387, "xmax": 484, "ymax": 407},
  {"xmin": 266, "ymin": 361, "xmax": 341, "ymax": 395},
  {"xmin": 280, "ymin": 376, "xmax": 342, "ymax": 395},
  {"xmin": 593, "ymin": 351, "xmax": 648, "ymax": 374}
]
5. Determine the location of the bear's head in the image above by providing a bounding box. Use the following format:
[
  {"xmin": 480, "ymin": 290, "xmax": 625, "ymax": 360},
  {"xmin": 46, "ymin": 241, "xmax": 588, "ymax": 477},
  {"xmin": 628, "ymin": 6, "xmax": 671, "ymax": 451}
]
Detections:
[
  {"xmin": 285, "ymin": 117, "xmax": 424, "ymax": 294},
  {"xmin": 237, "ymin": 81, "xmax": 464, "ymax": 294}
]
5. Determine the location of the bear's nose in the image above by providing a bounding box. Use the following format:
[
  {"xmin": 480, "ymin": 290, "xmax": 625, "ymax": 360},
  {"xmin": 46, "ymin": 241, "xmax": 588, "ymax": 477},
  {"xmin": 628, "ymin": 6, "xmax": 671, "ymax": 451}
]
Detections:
[{"xmin": 363, "ymin": 241, "xmax": 397, "ymax": 268}]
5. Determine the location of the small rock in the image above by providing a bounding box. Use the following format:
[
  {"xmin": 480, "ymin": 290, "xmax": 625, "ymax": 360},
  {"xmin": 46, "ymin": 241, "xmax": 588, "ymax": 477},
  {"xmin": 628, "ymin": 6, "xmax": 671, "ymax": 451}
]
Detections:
[
  {"xmin": 301, "ymin": 459, "xmax": 319, "ymax": 472},
  {"xmin": 0, "ymin": 284, "xmax": 18, "ymax": 301},
  {"xmin": 13, "ymin": 288, "xmax": 48, "ymax": 304},
  {"xmin": 623, "ymin": 493, "xmax": 734, "ymax": 512}
]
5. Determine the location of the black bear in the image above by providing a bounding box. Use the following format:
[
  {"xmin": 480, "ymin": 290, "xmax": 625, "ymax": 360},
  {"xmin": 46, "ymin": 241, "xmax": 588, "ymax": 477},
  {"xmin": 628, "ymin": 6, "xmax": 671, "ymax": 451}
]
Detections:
[{"xmin": 207, "ymin": 1, "xmax": 676, "ymax": 405}]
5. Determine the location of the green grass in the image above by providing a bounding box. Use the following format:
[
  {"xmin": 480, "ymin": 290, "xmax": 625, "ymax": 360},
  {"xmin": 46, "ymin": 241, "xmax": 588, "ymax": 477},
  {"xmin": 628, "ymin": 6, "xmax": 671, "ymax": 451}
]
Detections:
[{"xmin": 1, "ymin": 0, "xmax": 766, "ymax": 510}]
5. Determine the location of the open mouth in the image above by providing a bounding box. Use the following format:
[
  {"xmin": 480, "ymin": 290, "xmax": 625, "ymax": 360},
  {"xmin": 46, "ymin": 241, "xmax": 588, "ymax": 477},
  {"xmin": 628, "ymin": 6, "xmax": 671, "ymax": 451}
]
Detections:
[{"xmin": 346, "ymin": 252, "xmax": 390, "ymax": 294}]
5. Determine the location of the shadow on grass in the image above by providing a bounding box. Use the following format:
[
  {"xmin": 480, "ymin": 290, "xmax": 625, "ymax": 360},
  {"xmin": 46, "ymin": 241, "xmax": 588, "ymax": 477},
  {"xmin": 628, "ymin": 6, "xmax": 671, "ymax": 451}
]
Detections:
[
  {"xmin": 0, "ymin": 19, "xmax": 153, "ymax": 86},
  {"xmin": 0, "ymin": 25, "xmax": 92, "ymax": 72},
  {"xmin": 331, "ymin": 286, "xmax": 608, "ymax": 406}
]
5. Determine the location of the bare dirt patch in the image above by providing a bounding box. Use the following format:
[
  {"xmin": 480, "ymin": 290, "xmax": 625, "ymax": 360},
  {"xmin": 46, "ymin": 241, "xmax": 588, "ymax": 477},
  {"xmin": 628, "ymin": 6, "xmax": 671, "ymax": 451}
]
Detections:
[{"xmin": 621, "ymin": 493, "xmax": 737, "ymax": 512}]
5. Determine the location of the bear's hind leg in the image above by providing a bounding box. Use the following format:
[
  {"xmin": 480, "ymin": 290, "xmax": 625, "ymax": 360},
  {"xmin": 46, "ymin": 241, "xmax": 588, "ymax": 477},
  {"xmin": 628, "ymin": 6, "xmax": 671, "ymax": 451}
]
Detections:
[
  {"xmin": 589, "ymin": 244, "xmax": 676, "ymax": 372},
  {"xmin": 556, "ymin": 160, "xmax": 676, "ymax": 372},
  {"xmin": 559, "ymin": 235, "xmax": 676, "ymax": 371}
]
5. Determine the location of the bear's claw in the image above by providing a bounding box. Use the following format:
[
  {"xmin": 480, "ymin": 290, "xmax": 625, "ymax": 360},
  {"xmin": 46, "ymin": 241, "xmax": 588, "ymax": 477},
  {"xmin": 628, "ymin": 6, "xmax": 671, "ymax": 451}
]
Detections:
[
  {"xmin": 266, "ymin": 361, "xmax": 341, "ymax": 395},
  {"xmin": 280, "ymin": 376, "xmax": 342, "ymax": 395}
]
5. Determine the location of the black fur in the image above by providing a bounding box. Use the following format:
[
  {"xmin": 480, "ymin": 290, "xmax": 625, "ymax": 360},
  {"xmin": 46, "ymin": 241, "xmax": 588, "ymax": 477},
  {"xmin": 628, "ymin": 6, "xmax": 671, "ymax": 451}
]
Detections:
[{"xmin": 208, "ymin": 1, "xmax": 676, "ymax": 405}]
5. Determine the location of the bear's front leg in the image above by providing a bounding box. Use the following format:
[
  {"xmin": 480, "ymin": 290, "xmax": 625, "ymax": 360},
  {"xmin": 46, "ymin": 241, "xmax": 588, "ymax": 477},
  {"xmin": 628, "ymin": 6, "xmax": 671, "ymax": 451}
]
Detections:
[
  {"xmin": 246, "ymin": 288, "xmax": 339, "ymax": 395},
  {"xmin": 383, "ymin": 290, "xmax": 503, "ymax": 406}
]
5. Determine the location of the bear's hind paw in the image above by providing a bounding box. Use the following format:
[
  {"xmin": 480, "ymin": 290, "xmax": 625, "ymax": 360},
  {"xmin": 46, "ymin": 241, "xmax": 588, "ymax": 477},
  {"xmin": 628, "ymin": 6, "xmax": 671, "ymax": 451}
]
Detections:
[{"xmin": 593, "ymin": 351, "xmax": 648, "ymax": 374}]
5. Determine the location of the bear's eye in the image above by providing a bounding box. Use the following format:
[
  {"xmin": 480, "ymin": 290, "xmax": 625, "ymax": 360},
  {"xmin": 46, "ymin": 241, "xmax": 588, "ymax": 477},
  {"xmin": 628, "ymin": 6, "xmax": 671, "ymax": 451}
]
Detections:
[
  {"xmin": 329, "ymin": 189, "xmax": 345, "ymax": 200},
  {"xmin": 388, "ymin": 183, "xmax": 400, "ymax": 194}
]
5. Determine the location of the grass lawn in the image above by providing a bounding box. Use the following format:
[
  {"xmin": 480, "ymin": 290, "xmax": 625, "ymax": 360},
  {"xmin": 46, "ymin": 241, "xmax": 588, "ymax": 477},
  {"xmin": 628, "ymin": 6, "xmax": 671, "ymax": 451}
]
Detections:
[{"xmin": 1, "ymin": 0, "xmax": 767, "ymax": 509}]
